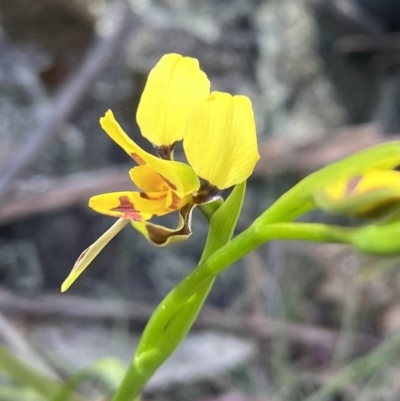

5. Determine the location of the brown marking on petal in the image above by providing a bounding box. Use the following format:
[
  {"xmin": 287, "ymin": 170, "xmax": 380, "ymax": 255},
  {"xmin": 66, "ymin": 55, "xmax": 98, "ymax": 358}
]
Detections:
[
  {"xmin": 346, "ymin": 176, "xmax": 363, "ymax": 195},
  {"xmin": 155, "ymin": 143, "xmax": 177, "ymax": 160},
  {"xmin": 167, "ymin": 192, "xmax": 182, "ymax": 211},
  {"xmin": 146, "ymin": 225, "xmax": 173, "ymax": 245},
  {"xmin": 139, "ymin": 192, "xmax": 150, "ymax": 199},
  {"xmin": 140, "ymin": 192, "xmax": 166, "ymax": 201},
  {"xmin": 111, "ymin": 196, "xmax": 144, "ymax": 220},
  {"xmin": 160, "ymin": 176, "xmax": 177, "ymax": 191},
  {"xmin": 130, "ymin": 153, "xmax": 145, "ymax": 165},
  {"xmin": 146, "ymin": 206, "xmax": 193, "ymax": 245},
  {"xmin": 192, "ymin": 178, "xmax": 221, "ymax": 204}
]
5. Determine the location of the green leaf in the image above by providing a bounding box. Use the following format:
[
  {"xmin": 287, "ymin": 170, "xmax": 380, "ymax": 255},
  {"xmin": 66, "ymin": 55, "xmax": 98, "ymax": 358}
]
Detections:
[
  {"xmin": 0, "ymin": 346, "xmax": 84, "ymax": 401},
  {"xmin": 51, "ymin": 358, "xmax": 126, "ymax": 401},
  {"xmin": 0, "ymin": 386, "xmax": 45, "ymax": 401}
]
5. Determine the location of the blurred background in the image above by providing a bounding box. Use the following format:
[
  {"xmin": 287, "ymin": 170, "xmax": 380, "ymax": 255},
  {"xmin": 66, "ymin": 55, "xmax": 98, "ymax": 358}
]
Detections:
[{"xmin": 0, "ymin": 0, "xmax": 400, "ymax": 400}]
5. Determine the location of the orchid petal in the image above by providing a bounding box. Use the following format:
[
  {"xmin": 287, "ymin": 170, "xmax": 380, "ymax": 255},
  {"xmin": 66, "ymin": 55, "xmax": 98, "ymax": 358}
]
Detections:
[
  {"xmin": 315, "ymin": 169, "xmax": 400, "ymax": 220},
  {"xmin": 131, "ymin": 203, "xmax": 195, "ymax": 246},
  {"xmin": 184, "ymin": 92, "xmax": 260, "ymax": 189},
  {"xmin": 100, "ymin": 110, "xmax": 200, "ymax": 198},
  {"xmin": 137, "ymin": 53, "xmax": 210, "ymax": 147}
]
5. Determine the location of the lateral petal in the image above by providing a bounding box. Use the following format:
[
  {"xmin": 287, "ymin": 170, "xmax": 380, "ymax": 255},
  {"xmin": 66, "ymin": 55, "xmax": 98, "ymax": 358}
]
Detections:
[
  {"xmin": 100, "ymin": 110, "xmax": 200, "ymax": 197},
  {"xmin": 136, "ymin": 53, "xmax": 210, "ymax": 147},
  {"xmin": 61, "ymin": 218, "xmax": 129, "ymax": 292},
  {"xmin": 129, "ymin": 165, "xmax": 167, "ymax": 192},
  {"xmin": 89, "ymin": 191, "xmax": 171, "ymax": 220},
  {"xmin": 184, "ymin": 92, "xmax": 260, "ymax": 189},
  {"xmin": 131, "ymin": 203, "xmax": 195, "ymax": 246}
]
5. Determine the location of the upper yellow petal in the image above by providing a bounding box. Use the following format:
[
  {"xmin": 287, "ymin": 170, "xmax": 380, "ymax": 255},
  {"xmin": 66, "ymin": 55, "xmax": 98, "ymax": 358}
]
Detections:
[
  {"xmin": 100, "ymin": 110, "xmax": 200, "ymax": 197},
  {"xmin": 183, "ymin": 92, "xmax": 260, "ymax": 189},
  {"xmin": 136, "ymin": 53, "xmax": 210, "ymax": 147}
]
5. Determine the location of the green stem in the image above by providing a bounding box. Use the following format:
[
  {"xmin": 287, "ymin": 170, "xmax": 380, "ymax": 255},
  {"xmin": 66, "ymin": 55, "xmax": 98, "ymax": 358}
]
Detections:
[
  {"xmin": 170, "ymin": 222, "xmax": 350, "ymax": 303},
  {"xmin": 112, "ymin": 199, "xmax": 227, "ymax": 401},
  {"xmin": 113, "ymin": 221, "xmax": 353, "ymax": 400}
]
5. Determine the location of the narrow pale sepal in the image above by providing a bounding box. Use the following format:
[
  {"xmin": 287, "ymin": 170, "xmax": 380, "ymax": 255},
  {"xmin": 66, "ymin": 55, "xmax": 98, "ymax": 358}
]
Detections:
[
  {"xmin": 61, "ymin": 219, "xmax": 129, "ymax": 292},
  {"xmin": 314, "ymin": 169, "xmax": 400, "ymax": 220},
  {"xmin": 131, "ymin": 203, "xmax": 195, "ymax": 246}
]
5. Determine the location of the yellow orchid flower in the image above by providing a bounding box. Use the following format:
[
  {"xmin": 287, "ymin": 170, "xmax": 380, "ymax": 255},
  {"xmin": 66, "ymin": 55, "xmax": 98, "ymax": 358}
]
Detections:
[
  {"xmin": 314, "ymin": 168, "xmax": 400, "ymax": 220},
  {"xmin": 61, "ymin": 53, "xmax": 260, "ymax": 292}
]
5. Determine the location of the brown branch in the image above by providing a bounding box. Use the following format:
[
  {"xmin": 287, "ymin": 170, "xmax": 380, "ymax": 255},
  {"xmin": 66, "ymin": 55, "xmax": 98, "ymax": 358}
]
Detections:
[
  {"xmin": 336, "ymin": 33, "xmax": 400, "ymax": 54},
  {"xmin": 0, "ymin": 2, "xmax": 131, "ymax": 202},
  {"xmin": 255, "ymin": 125, "xmax": 400, "ymax": 176},
  {"xmin": 0, "ymin": 165, "xmax": 132, "ymax": 225}
]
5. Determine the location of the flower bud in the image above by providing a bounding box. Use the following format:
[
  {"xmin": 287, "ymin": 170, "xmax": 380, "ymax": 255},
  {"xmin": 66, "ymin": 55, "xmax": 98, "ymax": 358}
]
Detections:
[
  {"xmin": 349, "ymin": 221, "xmax": 400, "ymax": 256},
  {"xmin": 314, "ymin": 169, "xmax": 400, "ymax": 221}
]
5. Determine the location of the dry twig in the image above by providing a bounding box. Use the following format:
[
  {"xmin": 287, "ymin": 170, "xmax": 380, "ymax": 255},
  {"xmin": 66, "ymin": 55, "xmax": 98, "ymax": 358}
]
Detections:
[
  {"xmin": 0, "ymin": 165, "xmax": 132, "ymax": 225},
  {"xmin": 336, "ymin": 32, "xmax": 400, "ymax": 54}
]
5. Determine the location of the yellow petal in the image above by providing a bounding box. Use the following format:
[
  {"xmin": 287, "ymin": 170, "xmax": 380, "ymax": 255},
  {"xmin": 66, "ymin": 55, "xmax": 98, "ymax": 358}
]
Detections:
[
  {"xmin": 315, "ymin": 169, "xmax": 400, "ymax": 220},
  {"xmin": 183, "ymin": 92, "xmax": 260, "ymax": 189},
  {"xmin": 323, "ymin": 179, "xmax": 347, "ymax": 201},
  {"xmin": 61, "ymin": 218, "xmax": 129, "ymax": 292},
  {"xmin": 136, "ymin": 53, "xmax": 210, "ymax": 147},
  {"xmin": 100, "ymin": 110, "xmax": 200, "ymax": 197},
  {"xmin": 354, "ymin": 169, "xmax": 400, "ymax": 195},
  {"xmin": 131, "ymin": 203, "xmax": 195, "ymax": 246},
  {"xmin": 89, "ymin": 191, "xmax": 171, "ymax": 220},
  {"xmin": 129, "ymin": 165, "xmax": 167, "ymax": 192}
]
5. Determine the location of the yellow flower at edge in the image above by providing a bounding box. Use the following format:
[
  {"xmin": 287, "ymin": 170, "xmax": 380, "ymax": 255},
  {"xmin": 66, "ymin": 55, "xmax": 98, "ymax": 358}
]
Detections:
[
  {"xmin": 314, "ymin": 169, "xmax": 400, "ymax": 220},
  {"xmin": 61, "ymin": 53, "xmax": 260, "ymax": 292}
]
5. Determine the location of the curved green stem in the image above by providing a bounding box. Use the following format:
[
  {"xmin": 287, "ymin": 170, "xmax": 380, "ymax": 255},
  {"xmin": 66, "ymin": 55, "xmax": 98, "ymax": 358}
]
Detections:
[
  {"xmin": 112, "ymin": 186, "xmax": 244, "ymax": 401},
  {"xmin": 112, "ymin": 221, "xmax": 354, "ymax": 401},
  {"xmin": 170, "ymin": 222, "xmax": 351, "ymax": 303}
]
